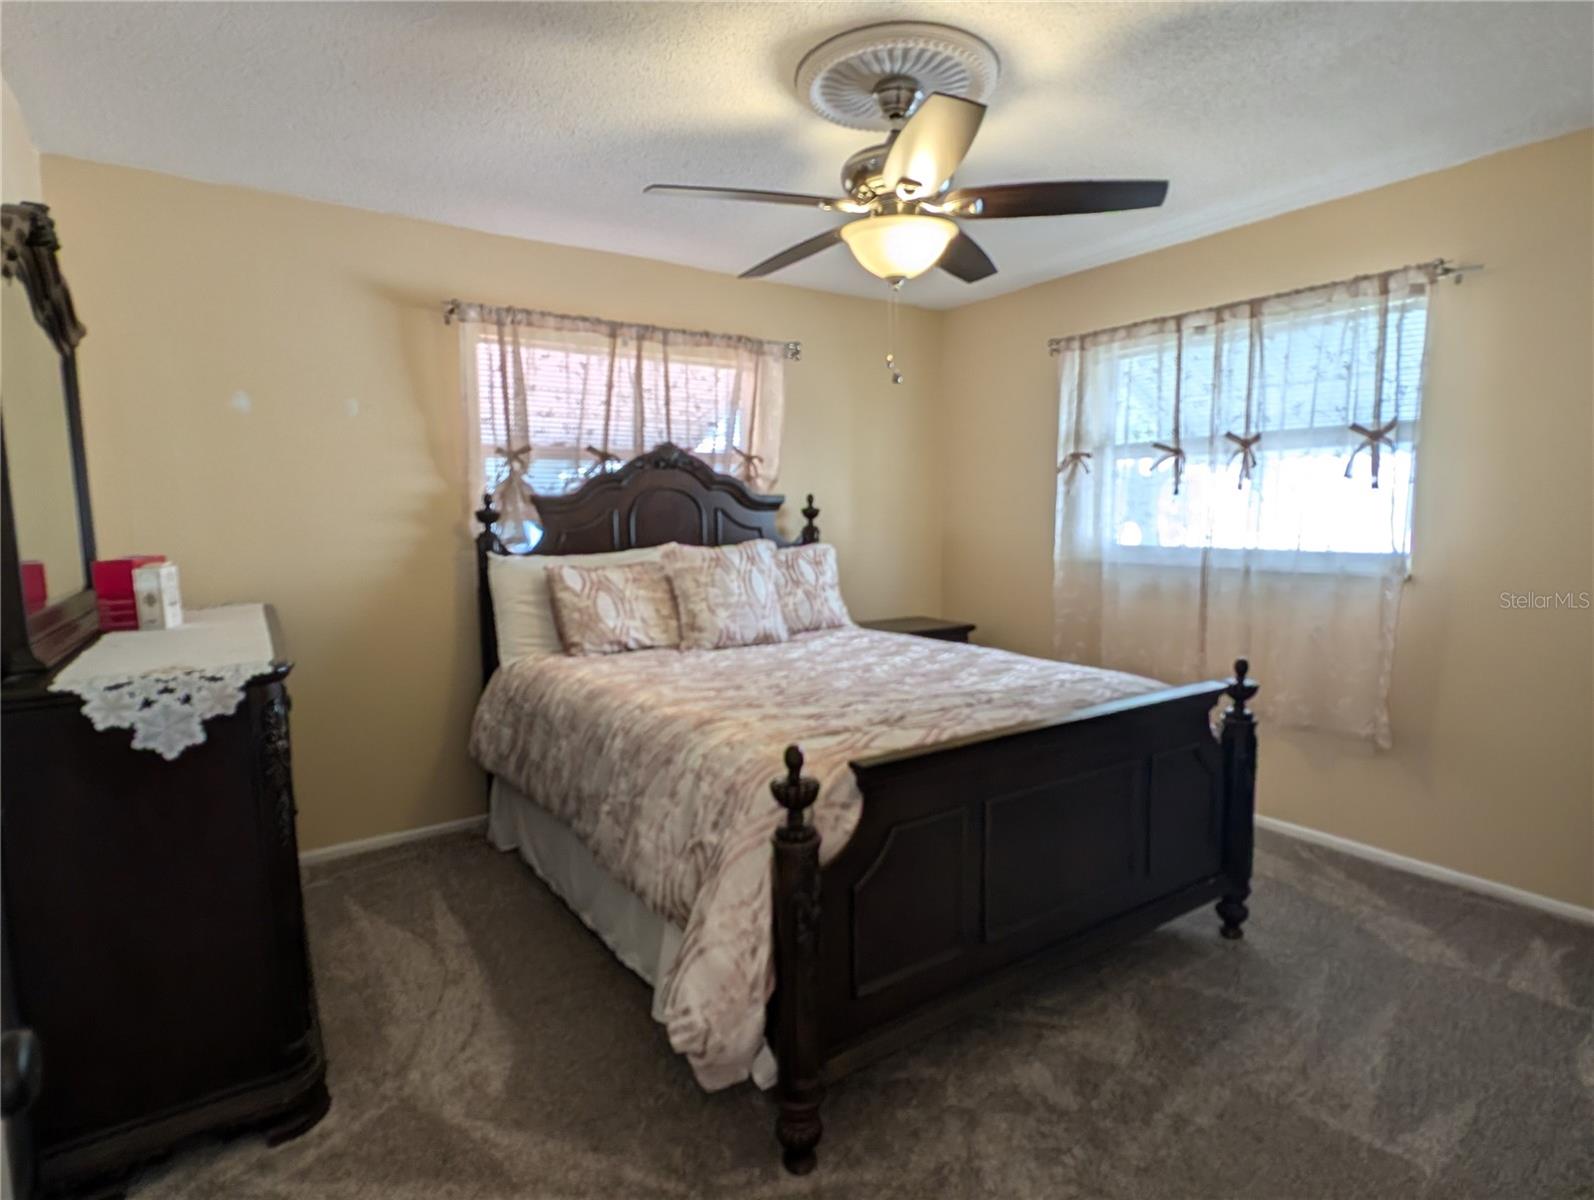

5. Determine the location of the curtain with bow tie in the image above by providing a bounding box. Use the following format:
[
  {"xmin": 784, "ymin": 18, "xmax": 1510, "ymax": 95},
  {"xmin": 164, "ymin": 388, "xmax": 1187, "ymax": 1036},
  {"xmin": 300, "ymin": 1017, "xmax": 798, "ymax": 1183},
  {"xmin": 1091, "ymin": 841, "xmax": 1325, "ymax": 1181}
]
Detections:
[
  {"xmin": 1051, "ymin": 265, "xmax": 1436, "ymax": 746},
  {"xmin": 452, "ymin": 302, "xmax": 787, "ymax": 549}
]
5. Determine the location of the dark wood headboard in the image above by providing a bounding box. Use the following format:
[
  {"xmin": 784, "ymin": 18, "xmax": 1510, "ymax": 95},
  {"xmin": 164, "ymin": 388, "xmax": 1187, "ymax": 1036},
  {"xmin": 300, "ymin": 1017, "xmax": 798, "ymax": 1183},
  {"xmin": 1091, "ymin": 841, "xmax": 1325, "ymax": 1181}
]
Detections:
[{"xmin": 474, "ymin": 442, "xmax": 819, "ymax": 680}]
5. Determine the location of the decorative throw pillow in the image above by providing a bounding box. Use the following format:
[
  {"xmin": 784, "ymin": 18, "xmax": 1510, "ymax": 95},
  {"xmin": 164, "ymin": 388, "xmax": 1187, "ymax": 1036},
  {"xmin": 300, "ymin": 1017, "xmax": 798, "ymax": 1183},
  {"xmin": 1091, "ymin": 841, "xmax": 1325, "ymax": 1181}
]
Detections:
[
  {"xmin": 546, "ymin": 561, "xmax": 681, "ymax": 655},
  {"xmin": 772, "ymin": 544, "xmax": 851, "ymax": 633},
  {"xmin": 665, "ymin": 540, "xmax": 790, "ymax": 650},
  {"xmin": 488, "ymin": 545, "xmax": 672, "ymax": 662}
]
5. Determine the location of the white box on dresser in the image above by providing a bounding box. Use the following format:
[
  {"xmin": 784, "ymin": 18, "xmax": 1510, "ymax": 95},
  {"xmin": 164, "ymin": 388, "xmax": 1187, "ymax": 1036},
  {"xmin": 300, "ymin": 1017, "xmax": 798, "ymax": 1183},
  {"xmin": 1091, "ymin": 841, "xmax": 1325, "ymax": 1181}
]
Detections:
[{"xmin": 133, "ymin": 561, "xmax": 183, "ymax": 629}]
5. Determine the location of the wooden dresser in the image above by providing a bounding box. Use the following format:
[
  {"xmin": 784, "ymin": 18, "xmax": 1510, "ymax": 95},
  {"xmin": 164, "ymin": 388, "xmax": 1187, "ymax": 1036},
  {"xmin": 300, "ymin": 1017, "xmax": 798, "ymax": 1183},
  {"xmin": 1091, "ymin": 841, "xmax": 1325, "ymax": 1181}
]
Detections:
[{"xmin": 0, "ymin": 608, "xmax": 327, "ymax": 1198}]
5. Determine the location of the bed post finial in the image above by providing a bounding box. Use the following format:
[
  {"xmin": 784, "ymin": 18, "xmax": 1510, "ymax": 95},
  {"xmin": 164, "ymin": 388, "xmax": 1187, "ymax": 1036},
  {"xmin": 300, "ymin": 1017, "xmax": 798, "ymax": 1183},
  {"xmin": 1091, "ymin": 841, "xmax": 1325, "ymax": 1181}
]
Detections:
[
  {"xmin": 799, "ymin": 495, "xmax": 820, "ymax": 545},
  {"xmin": 769, "ymin": 744, "xmax": 823, "ymax": 1174},
  {"xmin": 1226, "ymin": 658, "xmax": 1257, "ymax": 713},
  {"xmin": 772, "ymin": 745, "xmax": 819, "ymax": 830},
  {"xmin": 476, "ymin": 491, "xmax": 502, "ymax": 546},
  {"xmin": 1217, "ymin": 658, "xmax": 1258, "ymax": 940}
]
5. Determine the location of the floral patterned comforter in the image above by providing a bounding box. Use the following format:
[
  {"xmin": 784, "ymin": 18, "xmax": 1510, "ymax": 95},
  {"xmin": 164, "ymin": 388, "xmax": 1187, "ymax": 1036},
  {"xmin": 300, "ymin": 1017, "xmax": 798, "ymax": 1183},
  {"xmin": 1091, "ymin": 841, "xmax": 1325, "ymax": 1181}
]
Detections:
[{"xmin": 469, "ymin": 626, "xmax": 1161, "ymax": 1089}]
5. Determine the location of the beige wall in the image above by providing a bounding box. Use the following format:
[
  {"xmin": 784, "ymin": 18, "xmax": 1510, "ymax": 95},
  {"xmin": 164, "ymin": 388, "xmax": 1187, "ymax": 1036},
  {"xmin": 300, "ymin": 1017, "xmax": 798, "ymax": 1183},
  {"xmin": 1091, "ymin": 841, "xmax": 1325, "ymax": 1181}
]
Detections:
[
  {"xmin": 2, "ymin": 80, "xmax": 42, "ymax": 203},
  {"xmin": 41, "ymin": 157, "xmax": 943, "ymax": 851},
  {"xmin": 938, "ymin": 130, "xmax": 1594, "ymax": 908},
  {"xmin": 35, "ymin": 132, "xmax": 1594, "ymax": 907}
]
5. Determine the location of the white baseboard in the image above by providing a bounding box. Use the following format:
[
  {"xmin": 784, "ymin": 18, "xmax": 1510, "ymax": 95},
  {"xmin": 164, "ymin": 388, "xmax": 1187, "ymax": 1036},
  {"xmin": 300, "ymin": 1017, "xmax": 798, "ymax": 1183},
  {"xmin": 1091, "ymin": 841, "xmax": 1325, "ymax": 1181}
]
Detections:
[
  {"xmin": 297, "ymin": 810, "xmax": 1594, "ymax": 925},
  {"xmin": 299, "ymin": 814, "xmax": 487, "ymax": 867},
  {"xmin": 1255, "ymin": 814, "xmax": 1594, "ymax": 926}
]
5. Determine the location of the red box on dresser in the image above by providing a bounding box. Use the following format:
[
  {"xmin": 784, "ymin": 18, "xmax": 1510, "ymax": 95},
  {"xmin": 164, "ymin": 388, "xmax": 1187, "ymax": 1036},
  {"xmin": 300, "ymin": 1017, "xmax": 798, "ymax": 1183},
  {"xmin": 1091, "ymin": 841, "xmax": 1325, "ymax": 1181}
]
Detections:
[
  {"xmin": 91, "ymin": 556, "xmax": 165, "ymax": 631},
  {"xmin": 19, "ymin": 561, "xmax": 46, "ymax": 614}
]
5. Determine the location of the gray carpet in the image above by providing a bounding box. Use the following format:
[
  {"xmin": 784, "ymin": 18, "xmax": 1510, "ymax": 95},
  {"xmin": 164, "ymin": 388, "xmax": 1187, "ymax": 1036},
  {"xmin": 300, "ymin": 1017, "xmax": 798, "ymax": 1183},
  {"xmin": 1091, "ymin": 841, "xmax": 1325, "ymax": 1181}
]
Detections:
[{"xmin": 131, "ymin": 829, "xmax": 1594, "ymax": 1200}]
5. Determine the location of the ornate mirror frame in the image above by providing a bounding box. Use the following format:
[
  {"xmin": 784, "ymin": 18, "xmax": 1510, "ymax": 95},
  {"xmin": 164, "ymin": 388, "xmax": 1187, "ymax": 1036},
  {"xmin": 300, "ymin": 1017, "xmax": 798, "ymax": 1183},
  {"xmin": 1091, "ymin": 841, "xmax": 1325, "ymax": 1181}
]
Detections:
[{"xmin": 1, "ymin": 201, "xmax": 98, "ymax": 677}]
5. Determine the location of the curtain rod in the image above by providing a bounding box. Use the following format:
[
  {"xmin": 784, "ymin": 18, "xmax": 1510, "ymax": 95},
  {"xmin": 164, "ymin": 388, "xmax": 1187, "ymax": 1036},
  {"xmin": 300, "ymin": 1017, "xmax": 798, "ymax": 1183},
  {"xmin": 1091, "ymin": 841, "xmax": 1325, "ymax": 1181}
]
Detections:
[
  {"xmin": 1045, "ymin": 257, "xmax": 1484, "ymax": 355},
  {"xmin": 441, "ymin": 298, "xmax": 801, "ymax": 361}
]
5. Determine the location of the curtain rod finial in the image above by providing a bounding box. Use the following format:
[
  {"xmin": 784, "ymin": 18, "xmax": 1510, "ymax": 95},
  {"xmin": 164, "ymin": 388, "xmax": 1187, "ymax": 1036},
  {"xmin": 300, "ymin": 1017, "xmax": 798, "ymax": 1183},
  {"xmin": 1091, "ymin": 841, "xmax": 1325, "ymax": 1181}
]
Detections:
[{"xmin": 1432, "ymin": 259, "xmax": 1484, "ymax": 285}]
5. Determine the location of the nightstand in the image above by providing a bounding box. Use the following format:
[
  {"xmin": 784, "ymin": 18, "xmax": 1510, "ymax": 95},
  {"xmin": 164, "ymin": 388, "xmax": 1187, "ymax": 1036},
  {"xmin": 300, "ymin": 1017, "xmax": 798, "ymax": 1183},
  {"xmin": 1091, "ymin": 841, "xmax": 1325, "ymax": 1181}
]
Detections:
[{"xmin": 858, "ymin": 615, "xmax": 977, "ymax": 643}]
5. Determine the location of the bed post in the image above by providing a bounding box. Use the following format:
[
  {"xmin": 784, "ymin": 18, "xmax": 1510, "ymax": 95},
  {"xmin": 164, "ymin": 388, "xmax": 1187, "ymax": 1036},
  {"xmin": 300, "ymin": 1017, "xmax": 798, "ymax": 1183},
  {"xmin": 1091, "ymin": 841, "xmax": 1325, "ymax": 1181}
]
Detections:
[
  {"xmin": 475, "ymin": 491, "xmax": 504, "ymax": 686},
  {"xmin": 1217, "ymin": 658, "xmax": 1258, "ymax": 939},
  {"xmin": 799, "ymin": 495, "xmax": 820, "ymax": 545},
  {"xmin": 770, "ymin": 745, "xmax": 823, "ymax": 1175}
]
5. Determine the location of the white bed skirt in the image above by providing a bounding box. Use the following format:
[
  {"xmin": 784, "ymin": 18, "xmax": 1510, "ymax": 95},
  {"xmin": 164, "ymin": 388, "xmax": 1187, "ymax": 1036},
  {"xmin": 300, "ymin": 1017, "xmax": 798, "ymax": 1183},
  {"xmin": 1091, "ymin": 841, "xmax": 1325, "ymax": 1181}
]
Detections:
[{"xmin": 487, "ymin": 776, "xmax": 777, "ymax": 1089}]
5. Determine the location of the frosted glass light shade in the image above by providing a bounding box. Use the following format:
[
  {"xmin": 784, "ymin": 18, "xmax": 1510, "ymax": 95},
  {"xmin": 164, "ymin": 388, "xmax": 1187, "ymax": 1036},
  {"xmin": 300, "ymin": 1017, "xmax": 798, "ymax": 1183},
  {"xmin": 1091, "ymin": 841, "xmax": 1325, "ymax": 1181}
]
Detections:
[{"xmin": 839, "ymin": 214, "xmax": 958, "ymax": 281}]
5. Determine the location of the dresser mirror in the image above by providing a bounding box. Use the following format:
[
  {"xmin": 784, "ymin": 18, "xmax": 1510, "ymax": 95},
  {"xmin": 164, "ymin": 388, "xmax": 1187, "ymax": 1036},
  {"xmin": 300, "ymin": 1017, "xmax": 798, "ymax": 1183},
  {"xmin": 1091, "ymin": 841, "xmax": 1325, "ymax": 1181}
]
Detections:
[{"xmin": 1, "ymin": 202, "xmax": 97, "ymax": 677}]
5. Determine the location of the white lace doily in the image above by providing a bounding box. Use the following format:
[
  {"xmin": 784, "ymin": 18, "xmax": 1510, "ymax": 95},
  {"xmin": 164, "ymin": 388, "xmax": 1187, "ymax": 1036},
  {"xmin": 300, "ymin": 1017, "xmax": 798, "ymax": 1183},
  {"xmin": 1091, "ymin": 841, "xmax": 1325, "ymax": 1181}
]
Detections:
[
  {"xmin": 67, "ymin": 663, "xmax": 276, "ymax": 760},
  {"xmin": 50, "ymin": 604, "xmax": 278, "ymax": 760}
]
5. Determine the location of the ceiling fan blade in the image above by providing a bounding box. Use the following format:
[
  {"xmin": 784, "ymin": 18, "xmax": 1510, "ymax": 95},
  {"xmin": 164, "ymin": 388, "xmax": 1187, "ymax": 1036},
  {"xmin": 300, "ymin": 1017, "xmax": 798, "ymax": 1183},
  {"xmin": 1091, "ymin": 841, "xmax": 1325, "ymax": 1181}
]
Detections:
[
  {"xmin": 645, "ymin": 184, "xmax": 838, "ymax": 210},
  {"xmin": 881, "ymin": 93, "xmax": 986, "ymax": 198},
  {"xmin": 938, "ymin": 230, "xmax": 998, "ymax": 283},
  {"xmin": 945, "ymin": 180, "xmax": 1169, "ymax": 219},
  {"xmin": 739, "ymin": 227, "xmax": 845, "ymax": 279}
]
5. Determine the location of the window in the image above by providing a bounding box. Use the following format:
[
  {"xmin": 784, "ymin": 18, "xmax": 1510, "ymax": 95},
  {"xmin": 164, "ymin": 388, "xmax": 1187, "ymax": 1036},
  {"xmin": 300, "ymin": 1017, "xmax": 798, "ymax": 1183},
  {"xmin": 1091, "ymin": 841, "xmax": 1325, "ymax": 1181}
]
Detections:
[
  {"xmin": 476, "ymin": 338, "xmax": 751, "ymax": 498},
  {"xmin": 457, "ymin": 307, "xmax": 785, "ymax": 550},
  {"xmin": 1061, "ymin": 277, "xmax": 1429, "ymax": 571},
  {"xmin": 1051, "ymin": 265, "xmax": 1437, "ymax": 745}
]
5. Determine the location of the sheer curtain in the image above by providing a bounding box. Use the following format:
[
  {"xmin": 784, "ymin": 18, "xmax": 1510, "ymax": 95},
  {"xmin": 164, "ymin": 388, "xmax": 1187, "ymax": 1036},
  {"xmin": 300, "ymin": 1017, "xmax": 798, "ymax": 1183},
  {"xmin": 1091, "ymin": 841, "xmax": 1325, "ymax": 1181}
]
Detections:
[
  {"xmin": 1053, "ymin": 265, "xmax": 1436, "ymax": 746},
  {"xmin": 451, "ymin": 302, "xmax": 788, "ymax": 549}
]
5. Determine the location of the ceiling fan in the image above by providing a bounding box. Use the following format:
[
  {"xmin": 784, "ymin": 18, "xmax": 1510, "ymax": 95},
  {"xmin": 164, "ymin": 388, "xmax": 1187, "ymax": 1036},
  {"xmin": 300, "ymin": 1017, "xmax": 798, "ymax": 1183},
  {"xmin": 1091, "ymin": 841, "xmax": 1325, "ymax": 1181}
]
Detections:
[{"xmin": 644, "ymin": 22, "xmax": 1168, "ymax": 287}]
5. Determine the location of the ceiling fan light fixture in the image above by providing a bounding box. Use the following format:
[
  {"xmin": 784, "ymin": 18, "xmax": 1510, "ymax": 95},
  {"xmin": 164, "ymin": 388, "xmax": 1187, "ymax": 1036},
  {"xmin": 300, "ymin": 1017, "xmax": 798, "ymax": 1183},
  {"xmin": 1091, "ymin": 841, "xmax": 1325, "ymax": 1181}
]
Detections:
[{"xmin": 839, "ymin": 214, "xmax": 958, "ymax": 281}]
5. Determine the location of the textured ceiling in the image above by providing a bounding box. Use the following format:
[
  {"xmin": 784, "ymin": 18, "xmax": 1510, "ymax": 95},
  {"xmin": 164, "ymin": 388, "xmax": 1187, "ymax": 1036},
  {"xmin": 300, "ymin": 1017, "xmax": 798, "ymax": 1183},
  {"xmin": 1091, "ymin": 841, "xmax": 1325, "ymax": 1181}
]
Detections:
[{"xmin": 3, "ymin": 2, "xmax": 1591, "ymax": 309}]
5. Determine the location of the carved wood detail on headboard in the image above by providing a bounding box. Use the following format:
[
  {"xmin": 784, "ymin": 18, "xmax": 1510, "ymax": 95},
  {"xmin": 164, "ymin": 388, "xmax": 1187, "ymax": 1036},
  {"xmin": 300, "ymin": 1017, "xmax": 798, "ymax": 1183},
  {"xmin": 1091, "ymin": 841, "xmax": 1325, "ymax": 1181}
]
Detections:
[
  {"xmin": 527, "ymin": 442, "xmax": 785, "ymax": 556},
  {"xmin": 473, "ymin": 443, "xmax": 817, "ymax": 682}
]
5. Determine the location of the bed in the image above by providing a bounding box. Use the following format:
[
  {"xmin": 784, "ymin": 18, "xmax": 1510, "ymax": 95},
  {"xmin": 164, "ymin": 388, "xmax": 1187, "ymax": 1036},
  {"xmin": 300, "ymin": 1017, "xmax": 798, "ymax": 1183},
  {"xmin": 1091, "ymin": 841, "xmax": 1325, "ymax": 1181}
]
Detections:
[{"xmin": 471, "ymin": 444, "xmax": 1258, "ymax": 1174}]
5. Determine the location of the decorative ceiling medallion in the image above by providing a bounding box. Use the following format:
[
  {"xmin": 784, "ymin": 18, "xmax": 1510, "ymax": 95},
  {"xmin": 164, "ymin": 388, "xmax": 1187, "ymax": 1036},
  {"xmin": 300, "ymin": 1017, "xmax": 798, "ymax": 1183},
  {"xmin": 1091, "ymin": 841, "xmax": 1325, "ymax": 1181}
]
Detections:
[{"xmin": 795, "ymin": 21, "xmax": 1001, "ymax": 131}]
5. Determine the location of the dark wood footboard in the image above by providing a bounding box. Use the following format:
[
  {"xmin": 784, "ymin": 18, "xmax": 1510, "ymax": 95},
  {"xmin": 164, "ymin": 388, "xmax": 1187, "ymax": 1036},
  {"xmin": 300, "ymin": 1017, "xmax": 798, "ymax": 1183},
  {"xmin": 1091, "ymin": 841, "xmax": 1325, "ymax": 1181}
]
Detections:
[{"xmin": 770, "ymin": 661, "xmax": 1259, "ymax": 1172}]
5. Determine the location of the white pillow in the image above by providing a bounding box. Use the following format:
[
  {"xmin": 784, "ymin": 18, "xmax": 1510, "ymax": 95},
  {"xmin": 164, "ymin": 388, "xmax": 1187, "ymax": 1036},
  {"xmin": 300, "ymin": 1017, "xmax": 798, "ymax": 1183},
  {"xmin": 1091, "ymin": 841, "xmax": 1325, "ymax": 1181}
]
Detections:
[{"xmin": 488, "ymin": 545, "xmax": 672, "ymax": 664}]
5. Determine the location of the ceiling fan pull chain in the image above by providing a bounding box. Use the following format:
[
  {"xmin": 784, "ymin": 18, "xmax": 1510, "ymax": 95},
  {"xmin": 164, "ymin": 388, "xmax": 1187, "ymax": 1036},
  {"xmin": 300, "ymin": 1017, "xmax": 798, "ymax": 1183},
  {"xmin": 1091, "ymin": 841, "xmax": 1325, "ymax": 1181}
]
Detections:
[{"xmin": 885, "ymin": 279, "xmax": 904, "ymax": 384}]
